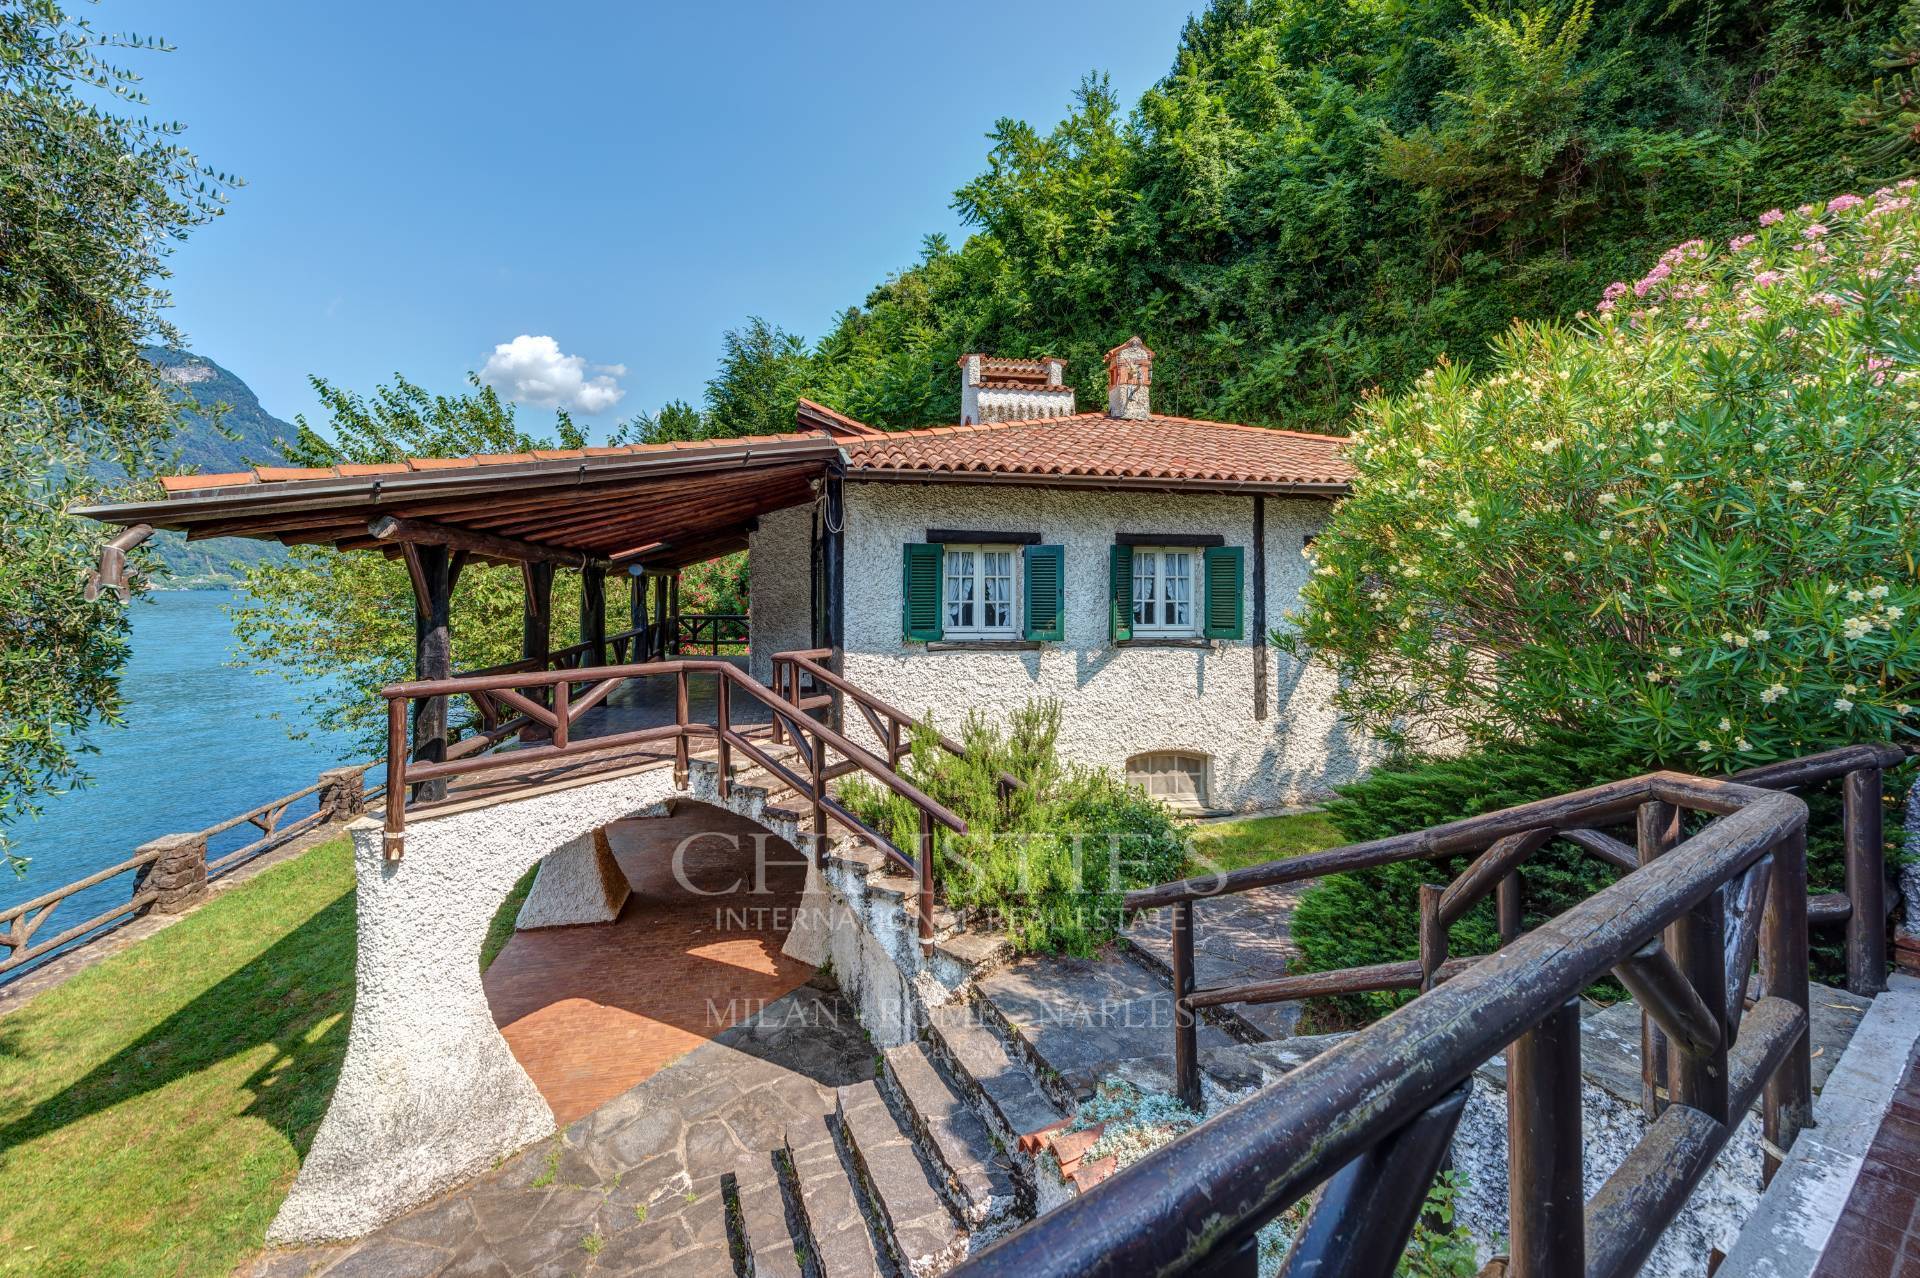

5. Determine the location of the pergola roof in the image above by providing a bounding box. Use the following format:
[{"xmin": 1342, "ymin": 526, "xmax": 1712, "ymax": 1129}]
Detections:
[{"xmin": 78, "ymin": 432, "xmax": 840, "ymax": 571}]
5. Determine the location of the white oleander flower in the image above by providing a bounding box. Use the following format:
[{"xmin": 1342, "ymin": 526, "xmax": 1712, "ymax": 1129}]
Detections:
[
  {"xmin": 1843, "ymin": 617, "xmax": 1872, "ymax": 640},
  {"xmin": 1898, "ymin": 704, "xmax": 1914, "ymax": 715},
  {"xmin": 1597, "ymin": 493, "xmax": 1617, "ymax": 505},
  {"xmin": 1844, "ymin": 683, "xmax": 1861, "ymax": 696},
  {"xmin": 1867, "ymin": 584, "xmax": 1889, "ymax": 599},
  {"xmin": 1833, "ymin": 697, "xmax": 1855, "ymax": 712},
  {"xmin": 1752, "ymin": 629, "xmax": 1770, "ymax": 642},
  {"xmin": 1647, "ymin": 451, "xmax": 1665, "ymax": 464},
  {"xmin": 1787, "ymin": 480, "xmax": 1806, "ymax": 493},
  {"xmin": 1761, "ymin": 684, "xmax": 1787, "ymax": 704},
  {"xmin": 1846, "ymin": 589, "xmax": 1866, "ymax": 603},
  {"xmin": 1668, "ymin": 645, "xmax": 1683, "ymax": 658},
  {"xmin": 1599, "ymin": 530, "xmax": 1613, "ymax": 542},
  {"xmin": 1737, "ymin": 737, "xmax": 1752, "ymax": 750},
  {"xmin": 1889, "ymin": 606, "xmax": 1905, "ymax": 621},
  {"xmin": 1563, "ymin": 550, "xmax": 1578, "ymax": 563},
  {"xmin": 1717, "ymin": 717, "xmax": 1733, "ymax": 731},
  {"xmin": 1697, "ymin": 739, "xmax": 1712, "ymax": 752}
]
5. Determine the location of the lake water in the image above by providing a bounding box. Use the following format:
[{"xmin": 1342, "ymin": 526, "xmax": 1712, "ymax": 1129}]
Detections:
[{"xmin": 3, "ymin": 589, "xmax": 367, "ymax": 959}]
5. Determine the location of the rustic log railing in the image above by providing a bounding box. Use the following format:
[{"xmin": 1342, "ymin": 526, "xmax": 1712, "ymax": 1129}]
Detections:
[
  {"xmin": 674, "ymin": 612, "xmax": 748, "ymax": 655},
  {"xmin": 957, "ymin": 769, "xmax": 1820, "ymax": 1278},
  {"xmin": 0, "ymin": 764, "xmax": 378, "ymax": 982},
  {"xmin": 1130, "ymin": 742, "xmax": 1904, "ymax": 1119},
  {"xmin": 771, "ymin": 650, "xmax": 1024, "ymax": 795},
  {"xmin": 378, "ymin": 655, "xmax": 965, "ymax": 954}
]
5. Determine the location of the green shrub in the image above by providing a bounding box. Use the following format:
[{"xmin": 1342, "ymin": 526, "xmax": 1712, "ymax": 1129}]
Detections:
[
  {"xmin": 1279, "ymin": 187, "xmax": 1920, "ymax": 1023},
  {"xmin": 1278, "ymin": 188, "xmax": 1920, "ymax": 767},
  {"xmin": 841, "ymin": 700, "xmax": 1190, "ymax": 955}
]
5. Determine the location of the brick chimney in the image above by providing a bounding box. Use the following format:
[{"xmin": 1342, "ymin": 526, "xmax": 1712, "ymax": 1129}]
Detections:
[
  {"xmin": 1105, "ymin": 337, "xmax": 1153, "ymax": 420},
  {"xmin": 958, "ymin": 354, "xmax": 1075, "ymax": 425}
]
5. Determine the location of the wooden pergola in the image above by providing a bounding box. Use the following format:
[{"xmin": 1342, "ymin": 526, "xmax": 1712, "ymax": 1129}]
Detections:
[{"xmin": 80, "ymin": 434, "xmax": 849, "ymax": 782}]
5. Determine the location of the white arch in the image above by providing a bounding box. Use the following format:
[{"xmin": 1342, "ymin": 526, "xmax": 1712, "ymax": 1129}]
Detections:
[{"xmin": 269, "ymin": 766, "xmax": 686, "ymax": 1243}]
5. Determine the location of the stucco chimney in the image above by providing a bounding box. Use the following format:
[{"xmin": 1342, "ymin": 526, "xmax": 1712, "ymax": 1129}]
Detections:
[
  {"xmin": 1105, "ymin": 337, "xmax": 1153, "ymax": 420},
  {"xmin": 958, "ymin": 354, "xmax": 1075, "ymax": 424}
]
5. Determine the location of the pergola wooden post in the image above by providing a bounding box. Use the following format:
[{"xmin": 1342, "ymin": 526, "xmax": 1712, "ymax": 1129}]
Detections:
[
  {"xmin": 401, "ymin": 542, "xmax": 464, "ymax": 802},
  {"xmin": 666, "ymin": 572, "xmax": 681, "ymax": 655},
  {"xmin": 650, "ymin": 572, "xmax": 669, "ymax": 659},
  {"xmin": 580, "ymin": 564, "xmax": 608, "ymax": 667},
  {"xmin": 627, "ymin": 570, "xmax": 644, "ymax": 656},
  {"xmin": 521, "ymin": 561, "xmax": 553, "ymax": 668}
]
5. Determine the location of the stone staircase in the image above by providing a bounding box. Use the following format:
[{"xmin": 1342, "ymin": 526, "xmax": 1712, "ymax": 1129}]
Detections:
[
  {"xmin": 710, "ymin": 1016, "xmax": 1060, "ymax": 1277},
  {"xmin": 679, "ymin": 744, "xmax": 1900, "ymax": 1278}
]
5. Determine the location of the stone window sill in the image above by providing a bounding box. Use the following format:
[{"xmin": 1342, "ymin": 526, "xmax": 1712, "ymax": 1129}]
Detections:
[
  {"xmin": 1114, "ymin": 638, "xmax": 1217, "ymax": 649},
  {"xmin": 925, "ymin": 639, "xmax": 1045, "ymax": 652}
]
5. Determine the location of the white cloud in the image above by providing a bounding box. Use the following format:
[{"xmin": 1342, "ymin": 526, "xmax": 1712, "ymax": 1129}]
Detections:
[{"xmin": 479, "ymin": 334, "xmax": 626, "ymax": 414}]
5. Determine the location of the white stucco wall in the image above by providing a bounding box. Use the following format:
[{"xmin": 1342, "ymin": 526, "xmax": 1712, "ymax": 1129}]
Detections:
[
  {"xmin": 748, "ymin": 499, "xmax": 817, "ymax": 685},
  {"xmin": 833, "ymin": 482, "xmax": 1377, "ymax": 812}
]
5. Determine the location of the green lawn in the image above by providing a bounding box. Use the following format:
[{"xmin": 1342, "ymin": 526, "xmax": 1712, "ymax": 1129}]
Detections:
[
  {"xmin": 0, "ymin": 836, "xmax": 358, "ymax": 1278},
  {"xmin": 1185, "ymin": 810, "xmax": 1343, "ymax": 875}
]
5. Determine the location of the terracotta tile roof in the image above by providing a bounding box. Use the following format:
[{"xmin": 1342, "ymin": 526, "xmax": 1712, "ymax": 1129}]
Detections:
[
  {"xmin": 155, "ymin": 430, "xmax": 832, "ymax": 495},
  {"xmin": 841, "ymin": 411, "xmax": 1352, "ymax": 490}
]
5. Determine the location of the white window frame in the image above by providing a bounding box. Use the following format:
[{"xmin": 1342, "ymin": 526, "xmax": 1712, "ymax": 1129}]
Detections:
[
  {"xmin": 942, "ymin": 544, "xmax": 1021, "ymax": 639},
  {"xmin": 1130, "ymin": 547, "xmax": 1200, "ymax": 637}
]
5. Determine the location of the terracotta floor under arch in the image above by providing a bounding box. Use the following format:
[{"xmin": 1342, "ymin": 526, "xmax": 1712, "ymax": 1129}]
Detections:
[{"xmin": 480, "ymin": 801, "xmax": 818, "ymax": 1125}]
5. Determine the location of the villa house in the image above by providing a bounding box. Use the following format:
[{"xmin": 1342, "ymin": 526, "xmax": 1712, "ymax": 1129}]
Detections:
[{"xmin": 757, "ymin": 337, "xmax": 1367, "ymax": 812}]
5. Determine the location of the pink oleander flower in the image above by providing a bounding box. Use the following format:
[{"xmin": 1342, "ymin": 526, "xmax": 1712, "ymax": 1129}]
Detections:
[
  {"xmin": 1797, "ymin": 203, "xmax": 1819, "ymax": 217},
  {"xmin": 1828, "ymin": 193, "xmax": 1865, "ymax": 214},
  {"xmin": 1634, "ymin": 262, "xmax": 1672, "ymax": 297},
  {"xmin": 1803, "ymin": 223, "xmax": 1829, "ymax": 239},
  {"xmin": 1759, "ymin": 209, "xmax": 1786, "ymax": 226},
  {"xmin": 1729, "ymin": 234, "xmax": 1757, "ymax": 252},
  {"xmin": 1753, "ymin": 270, "xmax": 1784, "ymax": 288}
]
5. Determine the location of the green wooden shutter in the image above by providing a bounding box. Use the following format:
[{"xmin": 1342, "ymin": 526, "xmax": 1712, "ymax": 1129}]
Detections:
[
  {"xmin": 1023, "ymin": 545, "xmax": 1065, "ymax": 641},
  {"xmin": 902, "ymin": 543, "xmax": 944, "ymax": 641},
  {"xmin": 1109, "ymin": 545, "xmax": 1134, "ymax": 643},
  {"xmin": 1203, "ymin": 545, "xmax": 1245, "ymax": 640}
]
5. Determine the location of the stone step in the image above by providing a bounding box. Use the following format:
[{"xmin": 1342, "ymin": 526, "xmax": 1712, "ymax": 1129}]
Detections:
[
  {"xmin": 732, "ymin": 1151, "xmax": 805, "ymax": 1278},
  {"xmin": 782, "ymin": 1112, "xmax": 887, "ymax": 1278},
  {"xmin": 924, "ymin": 1002, "xmax": 1065, "ymax": 1148},
  {"xmin": 973, "ymin": 951, "xmax": 1241, "ymax": 1106},
  {"xmin": 836, "ymin": 1080, "xmax": 969, "ymax": 1277},
  {"xmin": 883, "ymin": 1043, "xmax": 1021, "ymax": 1233}
]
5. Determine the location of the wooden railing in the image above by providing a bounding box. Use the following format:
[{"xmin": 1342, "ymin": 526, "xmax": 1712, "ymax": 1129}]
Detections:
[
  {"xmin": 1127, "ymin": 742, "xmax": 1905, "ymax": 1115},
  {"xmin": 772, "ymin": 650, "xmax": 1023, "ymax": 795},
  {"xmin": 675, "ymin": 612, "xmax": 748, "ymax": 655},
  {"xmin": 0, "ymin": 764, "xmax": 377, "ymax": 982},
  {"xmin": 378, "ymin": 655, "xmax": 965, "ymax": 954},
  {"xmin": 958, "ymin": 767, "xmax": 1823, "ymax": 1278}
]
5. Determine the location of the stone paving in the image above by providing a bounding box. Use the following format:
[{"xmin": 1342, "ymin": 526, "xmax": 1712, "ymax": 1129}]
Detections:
[
  {"xmin": 242, "ymin": 982, "xmax": 878, "ymax": 1278},
  {"xmin": 1124, "ymin": 881, "xmax": 1309, "ymax": 1039}
]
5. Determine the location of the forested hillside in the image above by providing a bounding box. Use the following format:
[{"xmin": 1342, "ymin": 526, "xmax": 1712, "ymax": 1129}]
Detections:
[{"xmin": 679, "ymin": 0, "xmax": 1920, "ymax": 437}]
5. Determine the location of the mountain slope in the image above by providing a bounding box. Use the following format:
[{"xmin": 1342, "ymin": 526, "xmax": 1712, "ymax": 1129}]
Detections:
[
  {"xmin": 142, "ymin": 345, "xmax": 295, "ymax": 474},
  {"xmin": 136, "ymin": 348, "xmax": 296, "ymax": 588}
]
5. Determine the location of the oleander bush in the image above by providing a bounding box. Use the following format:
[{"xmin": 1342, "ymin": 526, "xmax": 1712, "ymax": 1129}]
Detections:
[
  {"xmin": 840, "ymin": 699, "xmax": 1190, "ymax": 955},
  {"xmin": 1282, "ymin": 187, "xmax": 1920, "ymax": 1020}
]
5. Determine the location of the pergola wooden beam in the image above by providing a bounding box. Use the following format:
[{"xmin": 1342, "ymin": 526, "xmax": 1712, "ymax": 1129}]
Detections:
[{"xmin": 368, "ymin": 515, "xmax": 598, "ymax": 569}]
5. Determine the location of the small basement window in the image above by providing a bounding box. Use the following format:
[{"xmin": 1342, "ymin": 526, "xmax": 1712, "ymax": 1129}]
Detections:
[{"xmin": 1127, "ymin": 751, "xmax": 1211, "ymax": 811}]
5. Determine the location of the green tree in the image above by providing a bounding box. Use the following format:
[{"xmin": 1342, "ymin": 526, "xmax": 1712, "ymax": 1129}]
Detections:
[
  {"xmin": 0, "ymin": 1, "xmax": 235, "ymax": 866},
  {"xmin": 229, "ymin": 375, "xmax": 587, "ymax": 751},
  {"xmin": 703, "ymin": 317, "xmax": 814, "ymax": 438},
  {"xmin": 699, "ymin": 0, "xmax": 1917, "ymax": 436}
]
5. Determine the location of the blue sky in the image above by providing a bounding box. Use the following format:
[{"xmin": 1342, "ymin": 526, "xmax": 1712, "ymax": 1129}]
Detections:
[{"xmin": 104, "ymin": 1, "xmax": 1196, "ymax": 441}]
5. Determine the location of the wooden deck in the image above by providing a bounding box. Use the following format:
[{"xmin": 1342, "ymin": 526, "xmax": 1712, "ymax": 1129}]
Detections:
[{"xmin": 408, "ymin": 659, "xmax": 776, "ymax": 818}]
